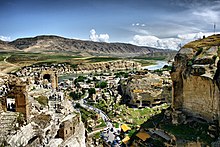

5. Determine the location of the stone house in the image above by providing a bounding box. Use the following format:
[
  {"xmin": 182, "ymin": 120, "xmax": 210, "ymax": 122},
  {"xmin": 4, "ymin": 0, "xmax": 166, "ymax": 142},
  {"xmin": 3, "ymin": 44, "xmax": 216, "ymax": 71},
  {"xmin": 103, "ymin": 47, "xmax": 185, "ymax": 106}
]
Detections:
[{"xmin": 56, "ymin": 114, "xmax": 80, "ymax": 141}]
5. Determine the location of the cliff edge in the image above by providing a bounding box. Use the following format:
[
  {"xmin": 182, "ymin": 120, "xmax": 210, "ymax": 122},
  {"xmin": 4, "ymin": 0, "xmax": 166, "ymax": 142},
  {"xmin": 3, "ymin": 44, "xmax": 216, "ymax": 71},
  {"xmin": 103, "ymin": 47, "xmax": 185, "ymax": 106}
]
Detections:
[{"xmin": 171, "ymin": 34, "xmax": 220, "ymax": 122}]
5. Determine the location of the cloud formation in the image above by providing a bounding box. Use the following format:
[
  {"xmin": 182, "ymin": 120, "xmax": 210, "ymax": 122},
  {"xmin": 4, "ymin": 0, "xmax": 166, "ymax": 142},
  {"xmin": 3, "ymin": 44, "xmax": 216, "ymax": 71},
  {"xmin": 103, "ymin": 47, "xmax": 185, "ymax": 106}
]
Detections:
[
  {"xmin": 89, "ymin": 29, "xmax": 109, "ymax": 42},
  {"xmin": 0, "ymin": 36, "xmax": 11, "ymax": 41},
  {"xmin": 131, "ymin": 32, "xmax": 219, "ymax": 50}
]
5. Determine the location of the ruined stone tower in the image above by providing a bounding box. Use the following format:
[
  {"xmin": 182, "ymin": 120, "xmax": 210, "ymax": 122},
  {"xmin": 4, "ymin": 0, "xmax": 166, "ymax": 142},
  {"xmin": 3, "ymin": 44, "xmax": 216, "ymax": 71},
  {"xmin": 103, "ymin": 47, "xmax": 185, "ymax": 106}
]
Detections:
[
  {"xmin": 14, "ymin": 84, "xmax": 29, "ymax": 120},
  {"xmin": 41, "ymin": 70, "xmax": 58, "ymax": 89}
]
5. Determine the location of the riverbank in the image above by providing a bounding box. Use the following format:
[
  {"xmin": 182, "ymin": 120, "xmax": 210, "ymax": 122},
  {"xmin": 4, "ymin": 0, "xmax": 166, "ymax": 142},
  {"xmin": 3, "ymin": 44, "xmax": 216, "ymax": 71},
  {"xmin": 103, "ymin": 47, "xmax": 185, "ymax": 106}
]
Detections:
[{"xmin": 142, "ymin": 61, "xmax": 169, "ymax": 70}]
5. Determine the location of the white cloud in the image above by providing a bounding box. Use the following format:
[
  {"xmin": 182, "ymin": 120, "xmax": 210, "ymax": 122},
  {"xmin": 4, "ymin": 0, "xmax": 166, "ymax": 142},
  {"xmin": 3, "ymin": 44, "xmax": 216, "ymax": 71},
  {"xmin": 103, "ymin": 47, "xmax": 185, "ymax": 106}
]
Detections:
[
  {"xmin": 132, "ymin": 35, "xmax": 181, "ymax": 50},
  {"xmin": 193, "ymin": 9, "xmax": 219, "ymax": 24},
  {"xmin": 131, "ymin": 32, "xmax": 219, "ymax": 50},
  {"xmin": 89, "ymin": 29, "xmax": 109, "ymax": 42},
  {"xmin": 132, "ymin": 23, "xmax": 145, "ymax": 27},
  {"xmin": 0, "ymin": 36, "xmax": 11, "ymax": 41}
]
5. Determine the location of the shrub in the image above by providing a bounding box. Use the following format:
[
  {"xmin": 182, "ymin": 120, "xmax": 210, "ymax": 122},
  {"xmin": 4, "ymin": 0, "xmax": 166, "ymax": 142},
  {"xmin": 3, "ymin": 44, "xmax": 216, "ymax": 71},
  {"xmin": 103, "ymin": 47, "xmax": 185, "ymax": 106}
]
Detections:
[
  {"xmin": 212, "ymin": 55, "xmax": 217, "ymax": 62},
  {"xmin": 195, "ymin": 47, "xmax": 203, "ymax": 56},
  {"xmin": 69, "ymin": 91, "xmax": 82, "ymax": 100},
  {"xmin": 35, "ymin": 95, "xmax": 48, "ymax": 106},
  {"xmin": 88, "ymin": 88, "xmax": 96, "ymax": 96},
  {"xmin": 95, "ymin": 81, "xmax": 107, "ymax": 89}
]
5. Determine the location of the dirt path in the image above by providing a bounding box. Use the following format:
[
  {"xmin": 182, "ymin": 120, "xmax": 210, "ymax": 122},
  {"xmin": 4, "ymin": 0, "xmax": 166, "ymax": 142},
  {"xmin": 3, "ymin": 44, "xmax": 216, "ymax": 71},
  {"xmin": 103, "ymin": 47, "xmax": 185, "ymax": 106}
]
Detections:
[{"xmin": 0, "ymin": 55, "xmax": 19, "ymax": 74}]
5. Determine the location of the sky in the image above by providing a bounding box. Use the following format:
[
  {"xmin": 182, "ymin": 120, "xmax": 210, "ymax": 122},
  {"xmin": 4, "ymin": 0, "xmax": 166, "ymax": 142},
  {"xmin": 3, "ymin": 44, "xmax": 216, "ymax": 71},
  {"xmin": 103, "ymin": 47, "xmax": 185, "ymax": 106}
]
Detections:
[{"xmin": 0, "ymin": 0, "xmax": 220, "ymax": 49}]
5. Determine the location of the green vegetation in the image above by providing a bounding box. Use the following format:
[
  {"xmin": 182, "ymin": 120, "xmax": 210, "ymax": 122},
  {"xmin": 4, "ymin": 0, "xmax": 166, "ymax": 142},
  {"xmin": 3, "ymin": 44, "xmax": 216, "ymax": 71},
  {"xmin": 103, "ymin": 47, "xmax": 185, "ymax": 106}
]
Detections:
[
  {"xmin": 183, "ymin": 35, "xmax": 220, "ymax": 50},
  {"xmin": 77, "ymin": 105, "xmax": 96, "ymax": 124},
  {"xmin": 94, "ymin": 132, "xmax": 101, "ymax": 139},
  {"xmin": 3, "ymin": 51, "xmax": 84, "ymax": 66},
  {"xmin": 86, "ymin": 57, "xmax": 120, "ymax": 62},
  {"xmin": 74, "ymin": 76, "xmax": 87, "ymax": 83},
  {"xmin": 17, "ymin": 113, "xmax": 25, "ymax": 126},
  {"xmin": 95, "ymin": 81, "xmax": 107, "ymax": 89},
  {"xmin": 115, "ymin": 72, "xmax": 129, "ymax": 78},
  {"xmin": 161, "ymin": 123, "xmax": 214, "ymax": 144},
  {"xmin": 88, "ymin": 88, "xmax": 96, "ymax": 97},
  {"xmin": 195, "ymin": 47, "xmax": 203, "ymax": 56},
  {"xmin": 69, "ymin": 91, "xmax": 83, "ymax": 100},
  {"xmin": 135, "ymin": 60, "xmax": 156, "ymax": 66},
  {"xmin": 96, "ymin": 119, "xmax": 106, "ymax": 128},
  {"xmin": 133, "ymin": 56, "xmax": 167, "ymax": 60},
  {"xmin": 140, "ymin": 109, "xmax": 215, "ymax": 145},
  {"xmin": 35, "ymin": 95, "xmax": 48, "ymax": 106},
  {"xmin": 128, "ymin": 129, "xmax": 136, "ymax": 137},
  {"xmin": 0, "ymin": 52, "xmax": 10, "ymax": 61},
  {"xmin": 153, "ymin": 65, "xmax": 172, "ymax": 74}
]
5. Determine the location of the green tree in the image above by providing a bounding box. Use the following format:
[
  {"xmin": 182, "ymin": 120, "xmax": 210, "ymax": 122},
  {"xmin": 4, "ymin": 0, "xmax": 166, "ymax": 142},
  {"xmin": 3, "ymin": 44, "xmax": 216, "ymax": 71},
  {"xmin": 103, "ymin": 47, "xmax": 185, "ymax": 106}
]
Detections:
[
  {"xmin": 69, "ymin": 91, "xmax": 81, "ymax": 100},
  {"xmin": 88, "ymin": 88, "xmax": 96, "ymax": 97},
  {"xmin": 95, "ymin": 81, "xmax": 107, "ymax": 89}
]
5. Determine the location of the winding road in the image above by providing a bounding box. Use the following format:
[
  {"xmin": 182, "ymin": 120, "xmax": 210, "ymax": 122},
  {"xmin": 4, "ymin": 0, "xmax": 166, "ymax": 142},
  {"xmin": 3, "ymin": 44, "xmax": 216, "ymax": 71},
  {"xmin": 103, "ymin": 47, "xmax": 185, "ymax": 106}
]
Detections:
[
  {"xmin": 79, "ymin": 93, "xmax": 121, "ymax": 146},
  {"xmin": 1, "ymin": 55, "xmax": 18, "ymax": 74}
]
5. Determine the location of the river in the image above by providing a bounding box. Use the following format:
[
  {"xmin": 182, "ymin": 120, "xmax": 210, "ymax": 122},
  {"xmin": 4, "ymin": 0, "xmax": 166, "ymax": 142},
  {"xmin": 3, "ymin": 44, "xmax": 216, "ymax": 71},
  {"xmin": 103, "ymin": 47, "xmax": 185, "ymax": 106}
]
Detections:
[{"xmin": 142, "ymin": 60, "xmax": 169, "ymax": 70}]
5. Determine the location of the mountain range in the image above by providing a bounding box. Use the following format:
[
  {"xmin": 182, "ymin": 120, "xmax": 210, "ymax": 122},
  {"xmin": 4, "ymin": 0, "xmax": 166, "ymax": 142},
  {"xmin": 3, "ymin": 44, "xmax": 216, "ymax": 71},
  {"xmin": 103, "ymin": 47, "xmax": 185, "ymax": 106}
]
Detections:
[{"xmin": 0, "ymin": 35, "xmax": 176, "ymax": 57}]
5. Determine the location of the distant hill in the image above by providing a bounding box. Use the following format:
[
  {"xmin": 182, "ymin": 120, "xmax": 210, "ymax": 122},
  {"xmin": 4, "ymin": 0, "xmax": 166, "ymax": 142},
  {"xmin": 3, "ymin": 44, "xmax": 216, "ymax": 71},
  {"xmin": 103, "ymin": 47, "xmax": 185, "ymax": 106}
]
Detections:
[{"xmin": 0, "ymin": 35, "xmax": 176, "ymax": 57}]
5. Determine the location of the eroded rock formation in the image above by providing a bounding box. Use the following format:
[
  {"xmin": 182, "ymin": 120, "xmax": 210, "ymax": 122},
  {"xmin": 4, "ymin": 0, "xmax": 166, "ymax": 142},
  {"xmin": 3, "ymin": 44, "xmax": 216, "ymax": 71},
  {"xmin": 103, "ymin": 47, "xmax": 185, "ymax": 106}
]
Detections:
[
  {"xmin": 120, "ymin": 71, "xmax": 172, "ymax": 107},
  {"xmin": 171, "ymin": 35, "xmax": 220, "ymax": 123}
]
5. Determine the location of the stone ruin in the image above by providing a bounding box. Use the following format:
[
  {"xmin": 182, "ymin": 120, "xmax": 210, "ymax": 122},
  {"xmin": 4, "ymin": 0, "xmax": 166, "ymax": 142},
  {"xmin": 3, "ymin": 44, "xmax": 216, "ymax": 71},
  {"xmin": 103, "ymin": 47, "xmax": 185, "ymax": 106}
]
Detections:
[
  {"xmin": 0, "ymin": 76, "xmax": 29, "ymax": 120},
  {"xmin": 41, "ymin": 70, "xmax": 58, "ymax": 89}
]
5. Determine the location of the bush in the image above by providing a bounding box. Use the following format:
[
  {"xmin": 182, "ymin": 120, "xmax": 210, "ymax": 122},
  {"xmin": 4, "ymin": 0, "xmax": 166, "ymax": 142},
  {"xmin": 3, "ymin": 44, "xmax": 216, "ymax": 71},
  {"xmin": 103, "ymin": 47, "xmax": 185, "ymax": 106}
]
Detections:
[
  {"xmin": 69, "ymin": 91, "xmax": 82, "ymax": 100},
  {"xmin": 95, "ymin": 81, "xmax": 107, "ymax": 89},
  {"xmin": 88, "ymin": 88, "xmax": 96, "ymax": 96},
  {"xmin": 212, "ymin": 55, "xmax": 217, "ymax": 62},
  {"xmin": 195, "ymin": 47, "xmax": 203, "ymax": 56},
  {"xmin": 35, "ymin": 95, "xmax": 48, "ymax": 106}
]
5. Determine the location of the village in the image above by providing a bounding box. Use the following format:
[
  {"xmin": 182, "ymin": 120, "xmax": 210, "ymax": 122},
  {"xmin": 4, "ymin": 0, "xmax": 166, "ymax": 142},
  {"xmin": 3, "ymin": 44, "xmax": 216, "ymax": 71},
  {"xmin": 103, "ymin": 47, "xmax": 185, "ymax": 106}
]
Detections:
[{"xmin": 0, "ymin": 60, "xmax": 176, "ymax": 147}]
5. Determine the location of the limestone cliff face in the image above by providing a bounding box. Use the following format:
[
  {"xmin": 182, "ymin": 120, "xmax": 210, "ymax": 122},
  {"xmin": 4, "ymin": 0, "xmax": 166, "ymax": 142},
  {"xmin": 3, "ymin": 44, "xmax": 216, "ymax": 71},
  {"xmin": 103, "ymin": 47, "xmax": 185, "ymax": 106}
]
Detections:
[
  {"xmin": 171, "ymin": 35, "xmax": 220, "ymax": 122},
  {"xmin": 77, "ymin": 60, "xmax": 141, "ymax": 71},
  {"xmin": 120, "ymin": 71, "xmax": 172, "ymax": 107}
]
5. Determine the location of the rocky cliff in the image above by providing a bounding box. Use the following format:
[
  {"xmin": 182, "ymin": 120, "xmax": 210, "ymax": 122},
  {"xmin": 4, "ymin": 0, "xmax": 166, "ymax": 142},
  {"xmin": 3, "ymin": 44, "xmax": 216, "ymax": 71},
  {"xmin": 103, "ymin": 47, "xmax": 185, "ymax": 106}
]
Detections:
[
  {"xmin": 171, "ymin": 34, "xmax": 220, "ymax": 122},
  {"xmin": 120, "ymin": 71, "xmax": 172, "ymax": 107},
  {"xmin": 0, "ymin": 35, "xmax": 176, "ymax": 57}
]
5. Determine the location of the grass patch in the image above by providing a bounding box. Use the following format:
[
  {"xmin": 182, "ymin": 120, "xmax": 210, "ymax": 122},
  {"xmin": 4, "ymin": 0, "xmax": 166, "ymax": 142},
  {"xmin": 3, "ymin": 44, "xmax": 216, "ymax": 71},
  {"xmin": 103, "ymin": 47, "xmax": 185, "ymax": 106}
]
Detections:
[
  {"xmin": 183, "ymin": 34, "xmax": 220, "ymax": 50},
  {"xmin": 6, "ymin": 52, "xmax": 83, "ymax": 65},
  {"xmin": 35, "ymin": 95, "xmax": 48, "ymax": 106},
  {"xmin": 86, "ymin": 57, "xmax": 120, "ymax": 62},
  {"xmin": 94, "ymin": 132, "xmax": 101, "ymax": 139},
  {"xmin": 96, "ymin": 119, "xmax": 106, "ymax": 128},
  {"xmin": 135, "ymin": 60, "xmax": 156, "ymax": 66},
  {"xmin": 132, "ymin": 56, "xmax": 167, "ymax": 60},
  {"xmin": 160, "ymin": 123, "xmax": 214, "ymax": 144}
]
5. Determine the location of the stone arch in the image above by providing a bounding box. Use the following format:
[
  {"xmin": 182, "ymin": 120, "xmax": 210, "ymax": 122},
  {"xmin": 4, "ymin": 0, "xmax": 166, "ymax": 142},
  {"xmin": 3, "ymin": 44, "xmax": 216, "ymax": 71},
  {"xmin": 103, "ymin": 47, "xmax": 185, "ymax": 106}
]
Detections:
[
  {"xmin": 2, "ymin": 83, "xmax": 30, "ymax": 121},
  {"xmin": 43, "ymin": 74, "xmax": 51, "ymax": 82},
  {"xmin": 41, "ymin": 70, "xmax": 58, "ymax": 89}
]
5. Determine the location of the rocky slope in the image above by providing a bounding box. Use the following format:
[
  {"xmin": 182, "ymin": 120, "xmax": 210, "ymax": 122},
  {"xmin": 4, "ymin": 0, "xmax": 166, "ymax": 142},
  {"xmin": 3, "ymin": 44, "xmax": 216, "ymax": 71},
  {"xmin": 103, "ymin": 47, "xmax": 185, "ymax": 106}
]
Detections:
[
  {"xmin": 0, "ymin": 35, "xmax": 176, "ymax": 57},
  {"xmin": 0, "ymin": 40, "xmax": 16, "ymax": 51},
  {"xmin": 171, "ymin": 34, "xmax": 220, "ymax": 122}
]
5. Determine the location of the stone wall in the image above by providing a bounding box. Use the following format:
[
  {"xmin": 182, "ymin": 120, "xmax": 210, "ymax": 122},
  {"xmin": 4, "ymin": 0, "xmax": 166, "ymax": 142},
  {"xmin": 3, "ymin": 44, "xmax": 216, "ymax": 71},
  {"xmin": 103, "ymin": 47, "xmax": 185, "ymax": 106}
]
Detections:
[{"xmin": 56, "ymin": 114, "xmax": 80, "ymax": 141}]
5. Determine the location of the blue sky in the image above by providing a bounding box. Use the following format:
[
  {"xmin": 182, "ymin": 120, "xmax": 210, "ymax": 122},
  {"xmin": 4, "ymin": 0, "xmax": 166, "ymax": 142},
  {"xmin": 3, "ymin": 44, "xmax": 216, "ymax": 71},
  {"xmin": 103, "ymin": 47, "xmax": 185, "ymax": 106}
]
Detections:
[{"xmin": 0, "ymin": 0, "xmax": 220, "ymax": 49}]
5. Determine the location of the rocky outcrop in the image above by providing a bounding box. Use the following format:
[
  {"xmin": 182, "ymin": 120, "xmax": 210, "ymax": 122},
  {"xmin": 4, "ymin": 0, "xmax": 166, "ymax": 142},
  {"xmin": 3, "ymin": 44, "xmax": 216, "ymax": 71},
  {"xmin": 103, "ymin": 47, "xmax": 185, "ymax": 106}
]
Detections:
[
  {"xmin": 0, "ymin": 40, "xmax": 15, "ymax": 50},
  {"xmin": 171, "ymin": 34, "xmax": 220, "ymax": 123},
  {"xmin": 77, "ymin": 60, "xmax": 141, "ymax": 72},
  {"xmin": 120, "ymin": 71, "xmax": 172, "ymax": 107}
]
